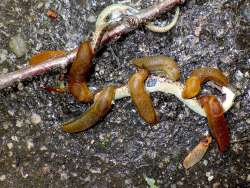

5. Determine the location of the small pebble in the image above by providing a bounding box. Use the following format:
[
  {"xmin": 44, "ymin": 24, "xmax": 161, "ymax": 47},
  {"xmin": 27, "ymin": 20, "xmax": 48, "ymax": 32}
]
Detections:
[
  {"xmin": 235, "ymin": 70, "xmax": 244, "ymax": 81},
  {"xmin": 87, "ymin": 15, "xmax": 96, "ymax": 23},
  {"xmin": 245, "ymin": 71, "xmax": 250, "ymax": 78},
  {"xmin": 8, "ymin": 110, "xmax": 15, "ymax": 116},
  {"xmin": 203, "ymin": 160, "xmax": 208, "ymax": 166},
  {"xmin": 8, "ymin": 151, "xmax": 13, "ymax": 157},
  {"xmin": 3, "ymin": 122, "xmax": 10, "ymax": 130},
  {"xmin": 246, "ymin": 119, "xmax": 250, "ymax": 125},
  {"xmin": 36, "ymin": 2, "xmax": 44, "ymax": 9},
  {"xmin": 40, "ymin": 146, "xmax": 48, "ymax": 151},
  {"xmin": 26, "ymin": 139, "xmax": 34, "ymax": 150},
  {"xmin": 208, "ymin": 175, "xmax": 214, "ymax": 182},
  {"xmin": 17, "ymin": 82, "xmax": 24, "ymax": 91},
  {"xmin": 0, "ymin": 175, "xmax": 6, "ymax": 181},
  {"xmin": 2, "ymin": 68, "xmax": 8, "ymax": 74},
  {"xmin": 170, "ymin": 184, "xmax": 177, "ymax": 188},
  {"xmin": 206, "ymin": 172, "xmax": 214, "ymax": 182},
  {"xmin": 242, "ymin": 6, "xmax": 250, "ymax": 22},
  {"xmin": 42, "ymin": 164, "xmax": 50, "ymax": 174},
  {"xmin": 11, "ymin": 136, "xmax": 18, "ymax": 142},
  {"xmin": 212, "ymin": 182, "xmax": 221, "ymax": 188},
  {"xmin": 71, "ymin": 172, "xmax": 77, "ymax": 177},
  {"xmin": 125, "ymin": 179, "xmax": 132, "ymax": 185},
  {"xmin": 0, "ymin": 49, "xmax": 8, "ymax": 64},
  {"xmin": 31, "ymin": 113, "xmax": 42, "ymax": 125},
  {"xmin": 16, "ymin": 120, "xmax": 23, "ymax": 128},
  {"xmin": 247, "ymin": 174, "xmax": 250, "ymax": 182},
  {"xmin": 103, "ymin": 52, "xmax": 109, "ymax": 58},
  {"xmin": 60, "ymin": 172, "xmax": 69, "ymax": 180},
  {"xmin": 7, "ymin": 142, "xmax": 13, "ymax": 149},
  {"xmin": 9, "ymin": 34, "xmax": 28, "ymax": 58}
]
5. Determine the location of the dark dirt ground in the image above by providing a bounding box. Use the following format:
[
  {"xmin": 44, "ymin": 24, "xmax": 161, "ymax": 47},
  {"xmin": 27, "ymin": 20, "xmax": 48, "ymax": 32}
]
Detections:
[{"xmin": 0, "ymin": 0, "xmax": 249, "ymax": 187}]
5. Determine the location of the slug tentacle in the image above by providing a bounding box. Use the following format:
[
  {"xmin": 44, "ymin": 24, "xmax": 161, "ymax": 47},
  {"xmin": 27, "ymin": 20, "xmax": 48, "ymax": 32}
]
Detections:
[
  {"xmin": 68, "ymin": 41, "xmax": 94, "ymax": 103},
  {"xmin": 182, "ymin": 68, "xmax": 229, "ymax": 99},
  {"xmin": 131, "ymin": 55, "xmax": 180, "ymax": 80},
  {"xmin": 199, "ymin": 95, "xmax": 230, "ymax": 153},
  {"xmin": 128, "ymin": 69, "xmax": 158, "ymax": 124},
  {"xmin": 63, "ymin": 85, "xmax": 115, "ymax": 133}
]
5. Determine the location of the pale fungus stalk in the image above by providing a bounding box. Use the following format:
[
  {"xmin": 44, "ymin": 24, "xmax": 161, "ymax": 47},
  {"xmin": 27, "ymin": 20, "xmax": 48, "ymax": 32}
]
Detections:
[
  {"xmin": 92, "ymin": 4, "xmax": 180, "ymax": 50},
  {"xmin": 115, "ymin": 76, "xmax": 235, "ymax": 117}
]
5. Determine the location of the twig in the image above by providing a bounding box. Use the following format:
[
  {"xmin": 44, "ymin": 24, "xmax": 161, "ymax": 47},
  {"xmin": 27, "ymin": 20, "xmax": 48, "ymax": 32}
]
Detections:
[{"xmin": 0, "ymin": 0, "xmax": 183, "ymax": 90}]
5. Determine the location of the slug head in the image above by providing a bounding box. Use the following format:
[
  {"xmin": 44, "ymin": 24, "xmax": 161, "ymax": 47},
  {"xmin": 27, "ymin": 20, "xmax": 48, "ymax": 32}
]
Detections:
[{"xmin": 182, "ymin": 76, "xmax": 201, "ymax": 99}]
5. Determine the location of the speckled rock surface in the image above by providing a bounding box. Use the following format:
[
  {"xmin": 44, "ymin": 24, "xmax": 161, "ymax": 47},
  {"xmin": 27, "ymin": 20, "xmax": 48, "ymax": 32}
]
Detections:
[{"xmin": 0, "ymin": 0, "xmax": 249, "ymax": 187}]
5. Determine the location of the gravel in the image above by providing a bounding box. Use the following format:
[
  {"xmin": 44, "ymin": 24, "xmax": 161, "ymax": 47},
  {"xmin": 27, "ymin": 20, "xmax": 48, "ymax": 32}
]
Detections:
[{"xmin": 0, "ymin": 0, "xmax": 249, "ymax": 187}]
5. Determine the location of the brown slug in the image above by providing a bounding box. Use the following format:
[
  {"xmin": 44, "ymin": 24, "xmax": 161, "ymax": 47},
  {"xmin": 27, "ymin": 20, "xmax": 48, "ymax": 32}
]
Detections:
[
  {"xmin": 182, "ymin": 68, "xmax": 229, "ymax": 99},
  {"xmin": 68, "ymin": 41, "xmax": 94, "ymax": 102},
  {"xmin": 128, "ymin": 69, "xmax": 158, "ymax": 124},
  {"xmin": 199, "ymin": 95, "xmax": 230, "ymax": 153},
  {"xmin": 131, "ymin": 55, "xmax": 180, "ymax": 81},
  {"xmin": 63, "ymin": 85, "xmax": 115, "ymax": 133}
]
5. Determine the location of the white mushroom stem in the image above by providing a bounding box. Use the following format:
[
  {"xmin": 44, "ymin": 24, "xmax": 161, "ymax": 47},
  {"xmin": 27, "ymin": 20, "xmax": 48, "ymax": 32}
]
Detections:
[
  {"xmin": 114, "ymin": 77, "xmax": 235, "ymax": 117},
  {"xmin": 92, "ymin": 4, "xmax": 180, "ymax": 50},
  {"xmin": 145, "ymin": 6, "xmax": 180, "ymax": 33}
]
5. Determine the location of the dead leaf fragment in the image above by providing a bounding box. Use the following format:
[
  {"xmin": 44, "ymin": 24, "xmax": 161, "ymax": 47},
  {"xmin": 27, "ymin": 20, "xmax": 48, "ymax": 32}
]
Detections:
[
  {"xmin": 47, "ymin": 10, "xmax": 58, "ymax": 19},
  {"xmin": 183, "ymin": 136, "xmax": 212, "ymax": 169},
  {"xmin": 29, "ymin": 50, "xmax": 66, "ymax": 65}
]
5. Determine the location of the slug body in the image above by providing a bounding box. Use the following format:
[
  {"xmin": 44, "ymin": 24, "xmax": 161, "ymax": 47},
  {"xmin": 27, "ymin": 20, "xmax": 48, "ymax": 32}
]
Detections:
[
  {"xmin": 128, "ymin": 69, "xmax": 158, "ymax": 124},
  {"xmin": 182, "ymin": 68, "xmax": 229, "ymax": 99},
  {"xmin": 68, "ymin": 41, "xmax": 93, "ymax": 102},
  {"xmin": 63, "ymin": 85, "xmax": 115, "ymax": 133},
  {"xmin": 199, "ymin": 95, "xmax": 230, "ymax": 153},
  {"xmin": 183, "ymin": 136, "xmax": 212, "ymax": 169},
  {"xmin": 132, "ymin": 55, "xmax": 180, "ymax": 81}
]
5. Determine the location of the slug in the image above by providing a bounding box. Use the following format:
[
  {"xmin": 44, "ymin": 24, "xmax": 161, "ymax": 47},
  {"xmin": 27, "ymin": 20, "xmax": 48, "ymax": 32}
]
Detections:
[
  {"xmin": 128, "ymin": 69, "xmax": 158, "ymax": 124},
  {"xmin": 68, "ymin": 41, "xmax": 94, "ymax": 102},
  {"xmin": 29, "ymin": 50, "xmax": 66, "ymax": 65},
  {"xmin": 182, "ymin": 68, "xmax": 229, "ymax": 99},
  {"xmin": 199, "ymin": 95, "xmax": 230, "ymax": 153},
  {"xmin": 131, "ymin": 55, "xmax": 180, "ymax": 81},
  {"xmin": 63, "ymin": 85, "xmax": 115, "ymax": 133}
]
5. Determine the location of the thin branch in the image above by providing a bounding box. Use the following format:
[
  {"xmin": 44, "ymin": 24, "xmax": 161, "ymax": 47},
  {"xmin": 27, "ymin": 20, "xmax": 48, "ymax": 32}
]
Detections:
[{"xmin": 0, "ymin": 0, "xmax": 183, "ymax": 90}]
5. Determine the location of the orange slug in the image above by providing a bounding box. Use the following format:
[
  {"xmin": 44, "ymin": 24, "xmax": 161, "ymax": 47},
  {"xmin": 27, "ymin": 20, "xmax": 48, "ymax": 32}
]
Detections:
[
  {"xmin": 68, "ymin": 41, "xmax": 94, "ymax": 102},
  {"xmin": 128, "ymin": 69, "xmax": 158, "ymax": 124},
  {"xmin": 29, "ymin": 50, "xmax": 66, "ymax": 65},
  {"xmin": 199, "ymin": 95, "xmax": 230, "ymax": 153},
  {"xmin": 131, "ymin": 55, "xmax": 180, "ymax": 81},
  {"xmin": 182, "ymin": 68, "xmax": 229, "ymax": 99},
  {"xmin": 63, "ymin": 85, "xmax": 115, "ymax": 133}
]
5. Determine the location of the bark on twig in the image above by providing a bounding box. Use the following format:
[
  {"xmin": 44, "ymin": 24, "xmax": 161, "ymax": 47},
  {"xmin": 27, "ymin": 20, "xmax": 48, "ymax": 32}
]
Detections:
[{"xmin": 0, "ymin": 0, "xmax": 183, "ymax": 90}]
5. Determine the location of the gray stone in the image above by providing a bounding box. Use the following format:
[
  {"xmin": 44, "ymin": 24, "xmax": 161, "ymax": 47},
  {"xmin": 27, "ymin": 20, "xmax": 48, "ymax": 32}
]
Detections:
[
  {"xmin": 9, "ymin": 34, "xmax": 28, "ymax": 58},
  {"xmin": 0, "ymin": 49, "xmax": 8, "ymax": 63}
]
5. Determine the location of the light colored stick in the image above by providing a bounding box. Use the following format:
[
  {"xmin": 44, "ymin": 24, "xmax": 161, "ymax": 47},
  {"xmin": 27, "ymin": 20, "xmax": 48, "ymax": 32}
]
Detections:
[{"xmin": 114, "ymin": 77, "xmax": 235, "ymax": 117}]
